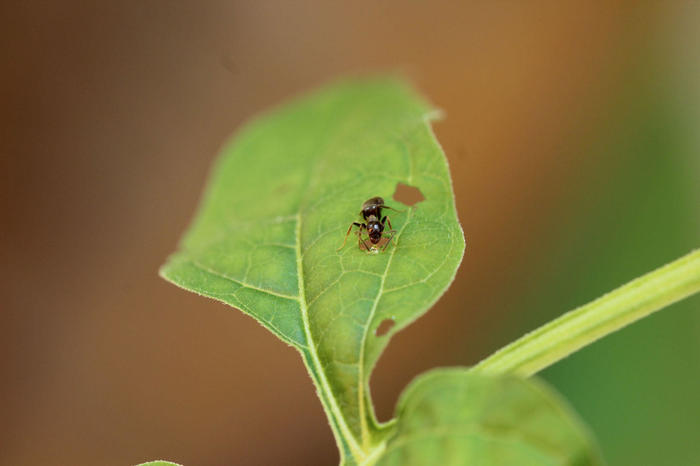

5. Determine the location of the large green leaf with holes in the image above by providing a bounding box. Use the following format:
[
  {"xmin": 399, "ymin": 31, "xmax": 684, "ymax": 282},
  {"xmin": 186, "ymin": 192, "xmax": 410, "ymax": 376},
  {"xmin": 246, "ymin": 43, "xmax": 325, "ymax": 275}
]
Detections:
[
  {"xmin": 160, "ymin": 78, "xmax": 465, "ymax": 463},
  {"xmin": 376, "ymin": 369, "xmax": 603, "ymax": 466}
]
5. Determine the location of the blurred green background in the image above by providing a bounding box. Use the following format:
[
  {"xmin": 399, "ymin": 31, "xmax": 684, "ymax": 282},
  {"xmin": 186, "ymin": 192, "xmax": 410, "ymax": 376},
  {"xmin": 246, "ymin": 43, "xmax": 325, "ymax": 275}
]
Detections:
[
  {"xmin": 1, "ymin": 2, "xmax": 698, "ymax": 465},
  {"xmin": 515, "ymin": 57, "xmax": 700, "ymax": 465}
]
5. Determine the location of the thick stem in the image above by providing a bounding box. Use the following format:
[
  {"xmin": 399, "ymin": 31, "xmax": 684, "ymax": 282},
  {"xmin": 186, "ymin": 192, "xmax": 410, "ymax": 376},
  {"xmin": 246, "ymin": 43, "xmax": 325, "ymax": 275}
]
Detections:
[{"xmin": 474, "ymin": 249, "xmax": 700, "ymax": 376}]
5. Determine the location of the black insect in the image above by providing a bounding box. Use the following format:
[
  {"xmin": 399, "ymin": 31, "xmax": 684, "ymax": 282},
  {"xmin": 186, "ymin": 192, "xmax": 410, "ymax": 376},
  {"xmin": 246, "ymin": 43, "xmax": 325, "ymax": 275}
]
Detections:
[{"xmin": 338, "ymin": 196, "xmax": 401, "ymax": 252}]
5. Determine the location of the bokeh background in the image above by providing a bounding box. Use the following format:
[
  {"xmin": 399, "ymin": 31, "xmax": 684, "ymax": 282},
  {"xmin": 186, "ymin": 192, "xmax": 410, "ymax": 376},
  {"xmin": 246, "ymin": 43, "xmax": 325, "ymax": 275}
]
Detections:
[{"xmin": 2, "ymin": 2, "xmax": 699, "ymax": 465}]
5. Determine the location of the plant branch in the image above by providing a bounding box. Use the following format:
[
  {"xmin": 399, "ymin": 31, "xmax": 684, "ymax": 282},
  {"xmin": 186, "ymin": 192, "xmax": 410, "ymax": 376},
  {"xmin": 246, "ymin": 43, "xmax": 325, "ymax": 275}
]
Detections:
[{"xmin": 474, "ymin": 249, "xmax": 700, "ymax": 377}]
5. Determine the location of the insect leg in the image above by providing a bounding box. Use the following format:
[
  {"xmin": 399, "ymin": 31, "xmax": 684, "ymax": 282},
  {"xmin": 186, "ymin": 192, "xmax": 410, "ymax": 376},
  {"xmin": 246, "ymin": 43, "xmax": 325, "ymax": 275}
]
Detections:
[
  {"xmin": 382, "ymin": 205, "xmax": 405, "ymax": 214},
  {"xmin": 357, "ymin": 224, "xmax": 371, "ymax": 251},
  {"xmin": 338, "ymin": 222, "xmax": 363, "ymax": 251},
  {"xmin": 381, "ymin": 230, "xmax": 397, "ymax": 251},
  {"xmin": 381, "ymin": 215, "xmax": 393, "ymax": 230}
]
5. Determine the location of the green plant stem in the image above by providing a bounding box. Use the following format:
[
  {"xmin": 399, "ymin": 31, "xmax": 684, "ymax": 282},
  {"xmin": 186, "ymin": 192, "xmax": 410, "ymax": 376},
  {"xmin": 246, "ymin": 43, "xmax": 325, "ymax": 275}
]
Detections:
[{"xmin": 474, "ymin": 249, "xmax": 700, "ymax": 377}]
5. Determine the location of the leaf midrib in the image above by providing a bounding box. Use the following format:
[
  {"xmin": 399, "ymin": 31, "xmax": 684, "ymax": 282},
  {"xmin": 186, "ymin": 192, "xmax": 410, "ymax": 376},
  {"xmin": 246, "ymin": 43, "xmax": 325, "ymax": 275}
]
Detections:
[{"xmin": 294, "ymin": 211, "xmax": 367, "ymax": 460}]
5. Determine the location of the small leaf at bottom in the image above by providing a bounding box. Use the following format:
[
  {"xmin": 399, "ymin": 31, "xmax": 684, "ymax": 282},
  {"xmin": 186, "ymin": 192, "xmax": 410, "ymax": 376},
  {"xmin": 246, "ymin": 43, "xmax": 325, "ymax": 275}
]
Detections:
[{"xmin": 376, "ymin": 368, "xmax": 604, "ymax": 466}]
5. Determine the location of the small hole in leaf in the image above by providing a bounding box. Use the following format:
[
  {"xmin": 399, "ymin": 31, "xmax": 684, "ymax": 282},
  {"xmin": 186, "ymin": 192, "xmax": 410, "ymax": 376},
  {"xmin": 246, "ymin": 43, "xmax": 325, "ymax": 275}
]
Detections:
[
  {"xmin": 392, "ymin": 183, "xmax": 424, "ymax": 206},
  {"xmin": 375, "ymin": 319, "xmax": 395, "ymax": 336}
]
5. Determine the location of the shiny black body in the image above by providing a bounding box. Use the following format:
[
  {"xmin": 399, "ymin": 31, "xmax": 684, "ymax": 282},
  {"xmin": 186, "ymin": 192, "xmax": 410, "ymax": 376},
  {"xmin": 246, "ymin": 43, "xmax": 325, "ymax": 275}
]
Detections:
[{"xmin": 338, "ymin": 196, "xmax": 400, "ymax": 251}]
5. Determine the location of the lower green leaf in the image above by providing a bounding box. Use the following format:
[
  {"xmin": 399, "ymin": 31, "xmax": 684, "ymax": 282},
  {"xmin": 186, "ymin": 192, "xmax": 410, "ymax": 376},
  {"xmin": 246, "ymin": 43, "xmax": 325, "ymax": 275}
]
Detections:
[{"xmin": 375, "ymin": 369, "xmax": 603, "ymax": 466}]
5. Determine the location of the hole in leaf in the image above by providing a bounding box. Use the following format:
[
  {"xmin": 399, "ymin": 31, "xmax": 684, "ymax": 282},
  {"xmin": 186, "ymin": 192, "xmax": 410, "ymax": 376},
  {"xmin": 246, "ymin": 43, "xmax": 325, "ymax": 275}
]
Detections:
[
  {"xmin": 375, "ymin": 319, "xmax": 395, "ymax": 336},
  {"xmin": 392, "ymin": 183, "xmax": 424, "ymax": 206}
]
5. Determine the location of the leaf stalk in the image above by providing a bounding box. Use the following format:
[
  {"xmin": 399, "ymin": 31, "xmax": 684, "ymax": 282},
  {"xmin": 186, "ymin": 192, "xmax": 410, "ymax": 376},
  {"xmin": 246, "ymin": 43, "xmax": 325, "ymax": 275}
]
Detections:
[{"xmin": 474, "ymin": 249, "xmax": 700, "ymax": 376}]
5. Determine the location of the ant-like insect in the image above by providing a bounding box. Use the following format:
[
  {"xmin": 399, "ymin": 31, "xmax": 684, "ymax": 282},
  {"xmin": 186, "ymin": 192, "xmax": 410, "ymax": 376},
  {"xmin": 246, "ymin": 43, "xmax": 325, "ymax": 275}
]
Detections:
[{"xmin": 338, "ymin": 196, "xmax": 402, "ymax": 252}]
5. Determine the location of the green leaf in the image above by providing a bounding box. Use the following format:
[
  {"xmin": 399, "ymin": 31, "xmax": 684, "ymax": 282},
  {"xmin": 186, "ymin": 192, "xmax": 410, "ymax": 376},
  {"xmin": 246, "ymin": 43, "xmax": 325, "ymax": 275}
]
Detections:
[
  {"xmin": 374, "ymin": 369, "xmax": 603, "ymax": 466},
  {"xmin": 160, "ymin": 77, "xmax": 465, "ymax": 463}
]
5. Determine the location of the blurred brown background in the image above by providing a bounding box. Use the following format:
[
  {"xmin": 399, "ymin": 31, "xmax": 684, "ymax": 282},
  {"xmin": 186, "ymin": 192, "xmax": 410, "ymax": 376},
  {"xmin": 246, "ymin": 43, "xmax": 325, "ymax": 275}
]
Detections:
[{"xmin": 2, "ymin": 2, "xmax": 699, "ymax": 465}]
